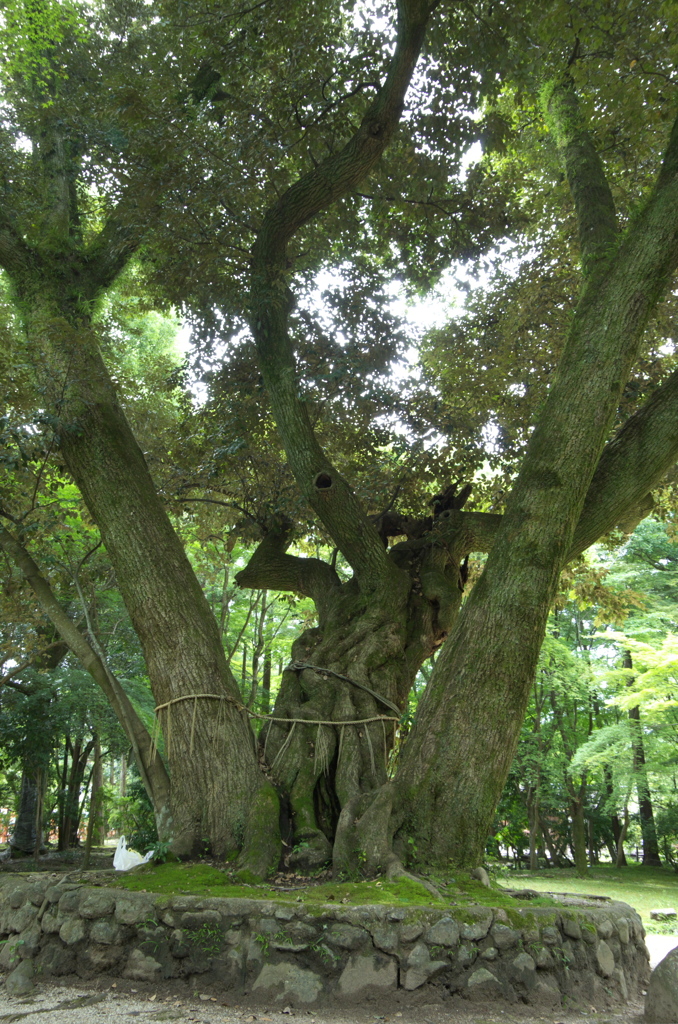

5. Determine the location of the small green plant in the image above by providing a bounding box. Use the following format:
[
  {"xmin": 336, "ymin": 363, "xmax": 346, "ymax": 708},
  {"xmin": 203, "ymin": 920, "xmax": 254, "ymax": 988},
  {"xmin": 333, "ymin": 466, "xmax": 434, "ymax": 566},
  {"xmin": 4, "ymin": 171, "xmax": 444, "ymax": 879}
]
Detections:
[
  {"xmin": 310, "ymin": 940, "xmax": 338, "ymax": 964},
  {"xmin": 147, "ymin": 839, "xmax": 173, "ymax": 863},
  {"xmin": 189, "ymin": 923, "xmax": 222, "ymax": 957},
  {"xmin": 254, "ymin": 932, "xmax": 270, "ymax": 956},
  {"xmin": 550, "ymin": 945, "xmax": 571, "ymax": 970}
]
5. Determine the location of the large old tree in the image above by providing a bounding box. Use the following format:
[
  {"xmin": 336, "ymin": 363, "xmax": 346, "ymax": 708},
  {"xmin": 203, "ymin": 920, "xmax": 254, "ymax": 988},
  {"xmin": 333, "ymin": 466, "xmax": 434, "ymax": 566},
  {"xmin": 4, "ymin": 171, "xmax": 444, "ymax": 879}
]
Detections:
[{"xmin": 2, "ymin": 0, "xmax": 678, "ymax": 873}]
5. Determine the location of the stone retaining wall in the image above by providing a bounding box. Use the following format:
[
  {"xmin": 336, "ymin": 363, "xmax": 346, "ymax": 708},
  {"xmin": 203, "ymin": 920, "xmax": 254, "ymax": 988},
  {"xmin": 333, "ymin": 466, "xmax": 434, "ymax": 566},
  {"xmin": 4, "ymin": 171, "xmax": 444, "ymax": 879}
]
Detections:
[{"xmin": 0, "ymin": 874, "xmax": 650, "ymax": 1009}]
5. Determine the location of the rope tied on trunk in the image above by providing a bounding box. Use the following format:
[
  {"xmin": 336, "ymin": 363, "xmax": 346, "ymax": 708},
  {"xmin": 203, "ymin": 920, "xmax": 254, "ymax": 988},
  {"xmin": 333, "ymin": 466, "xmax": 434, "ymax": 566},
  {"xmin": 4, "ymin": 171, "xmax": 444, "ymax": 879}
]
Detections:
[
  {"xmin": 152, "ymin": 690, "xmax": 399, "ymax": 760},
  {"xmin": 287, "ymin": 661, "xmax": 401, "ymax": 716}
]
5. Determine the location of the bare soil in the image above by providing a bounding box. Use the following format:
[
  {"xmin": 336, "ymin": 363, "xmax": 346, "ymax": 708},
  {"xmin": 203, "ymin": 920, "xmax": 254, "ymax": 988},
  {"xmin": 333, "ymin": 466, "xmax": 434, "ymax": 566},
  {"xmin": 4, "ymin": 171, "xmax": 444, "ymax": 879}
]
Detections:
[{"xmin": 0, "ymin": 978, "xmax": 647, "ymax": 1024}]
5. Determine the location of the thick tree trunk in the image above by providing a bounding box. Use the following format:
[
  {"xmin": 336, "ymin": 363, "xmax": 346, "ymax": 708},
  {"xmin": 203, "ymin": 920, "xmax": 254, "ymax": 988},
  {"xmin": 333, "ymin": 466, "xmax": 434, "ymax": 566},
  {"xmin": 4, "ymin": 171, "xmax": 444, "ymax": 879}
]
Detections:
[
  {"xmin": 239, "ymin": 512, "xmax": 467, "ymax": 873},
  {"xmin": 384, "ymin": 89, "xmax": 678, "ymax": 870},
  {"xmin": 17, "ymin": 293, "xmax": 276, "ymax": 869}
]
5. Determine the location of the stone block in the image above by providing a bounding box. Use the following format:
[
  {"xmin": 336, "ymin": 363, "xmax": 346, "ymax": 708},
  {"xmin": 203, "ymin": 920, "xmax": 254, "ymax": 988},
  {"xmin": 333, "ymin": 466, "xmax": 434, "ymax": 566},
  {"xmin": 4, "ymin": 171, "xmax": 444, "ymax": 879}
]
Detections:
[
  {"xmin": 8, "ymin": 886, "xmax": 28, "ymax": 910},
  {"xmin": 0, "ymin": 935, "xmax": 22, "ymax": 969},
  {"xmin": 645, "ymin": 947, "xmax": 678, "ymax": 1022},
  {"xmin": 212, "ymin": 946, "xmax": 245, "ymax": 988},
  {"xmin": 597, "ymin": 918, "xmax": 615, "ymax": 939},
  {"xmin": 371, "ymin": 924, "xmax": 399, "ymax": 953},
  {"xmin": 456, "ymin": 943, "xmax": 478, "ymax": 967},
  {"xmin": 562, "ymin": 917, "xmax": 582, "ymax": 940},
  {"xmin": 7, "ymin": 903, "xmax": 37, "ymax": 934},
  {"xmin": 253, "ymin": 962, "xmax": 323, "ymax": 1004},
  {"xmin": 123, "ymin": 948, "xmax": 162, "ymax": 981},
  {"xmin": 41, "ymin": 907, "xmax": 61, "ymax": 934},
  {"xmin": 527, "ymin": 976, "xmax": 561, "ymax": 1008},
  {"xmin": 596, "ymin": 940, "xmax": 615, "ymax": 977},
  {"xmin": 59, "ymin": 916, "xmax": 87, "ymax": 945},
  {"xmin": 490, "ymin": 923, "xmax": 520, "ymax": 950},
  {"xmin": 426, "ymin": 917, "xmax": 460, "ymax": 948},
  {"xmin": 16, "ymin": 922, "xmax": 41, "ymax": 956},
  {"xmin": 541, "ymin": 925, "xmax": 561, "ymax": 945},
  {"xmin": 57, "ymin": 890, "xmax": 82, "ymax": 914},
  {"xmin": 5, "ymin": 957, "xmax": 34, "ymax": 996},
  {"xmin": 403, "ymin": 952, "xmax": 448, "ymax": 991},
  {"xmin": 78, "ymin": 943, "xmax": 126, "ymax": 974},
  {"xmin": 535, "ymin": 945, "xmax": 555, "ymax": 969},
  {"xmin": 338, "ymin": 953, "xmax": 397, "ymax": 997},
  {"xmin": 460, "ymin": 907, "xmax": 493, "ymax": 941},
  {"xmin": 115, "ymin": 897, "xmax": 155, "ymax": 926},
  {"xmin": 275, "ymin": 907, "xmax": 296, "ymax": 921},
  {"xmin": 613, "ymin": 966, "xmax": 628, "ymax": 1001},
  {"xmin": 509, "ymin": 951, "xmax": 537, "ymax": 987},
  {"xmin": 399, "ymin": 922, "xmax": 423, "ymax": 942},
  {"xmin": 326, "ymin": 923, "xmax": 370, "ymax": 950},
  {"xmin": 90, "ymin": 918, "xmax": 121, "ymax": 945},
  {"xmin": 181, "ymin": 910, "xmax": 222, "ymax": 930},
  {"xmin": 79, "ymin": 893, "xmax": 116, "ymax": 919},
  {"xmin": 35, "ymin": 937, "xmax": 76, "ymax": 977},
  {"xmin": 465, "ymin": 967, "xmax": 507, "ymax": 1001}
]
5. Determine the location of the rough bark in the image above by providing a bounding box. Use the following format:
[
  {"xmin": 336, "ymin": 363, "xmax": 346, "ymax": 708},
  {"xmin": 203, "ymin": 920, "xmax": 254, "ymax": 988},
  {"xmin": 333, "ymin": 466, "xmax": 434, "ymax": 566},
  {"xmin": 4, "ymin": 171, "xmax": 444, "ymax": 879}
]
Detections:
[
  {"xmin": 236, "ymin": 492, "xmax": 470, "ymax": 872},
  {"xmin": 241, "ymin": 45, "xmax": 678, "ymax": 874},
  {"xmin": 2, "ymin": 273, "xmax": 277, "ymax": 866},
  {"xmin": 10, "ymin": 772, "xmax": 40, "ymax": 854},
  {"xmin": 387, "ymin": 88, "xmax": 678, "ymax": 869}
]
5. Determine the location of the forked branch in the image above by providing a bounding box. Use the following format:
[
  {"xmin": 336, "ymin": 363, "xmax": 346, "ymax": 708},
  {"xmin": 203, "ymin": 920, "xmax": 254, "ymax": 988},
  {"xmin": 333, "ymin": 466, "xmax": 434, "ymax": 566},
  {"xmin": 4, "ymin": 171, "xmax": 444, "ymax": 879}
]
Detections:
[{"xmin": 250, "ymin": 0, "xmax": 437, "ymax": 592}]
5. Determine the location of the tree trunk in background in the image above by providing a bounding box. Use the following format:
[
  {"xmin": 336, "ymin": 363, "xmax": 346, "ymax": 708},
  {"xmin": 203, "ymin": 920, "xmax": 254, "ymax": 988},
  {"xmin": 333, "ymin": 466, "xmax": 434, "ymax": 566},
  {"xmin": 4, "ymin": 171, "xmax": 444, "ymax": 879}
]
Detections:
[
  {"xmin": 570, "ymin": 794, "xmax": 588, "ymax": 877},
  {"xmin": 605, "ymin": 766, "xmax": 627, "ymax": 866},
  {"xmin": 616, "ymin": 806, "xmax": 630, "ymax": 868},
  {"xmin": 623, "ymin": 651, "xmax": 662, "ymax": 866},
  {"xmin": 10, "ymin": 772, "xmax": 40, "ymax": 854},
  {"xmin": 59, "ymin": 736, "xmax": 94, "ymax": 849},
  {"xmin": 262, "ymin": 653, "xmax": 272, "ymax": 716},
  {"xmin": 83, "ymin": 738, "xmax": 105, "ymax": 869},
  {"xmin": 527, "ymin": 785, "xmax": 541, "ymax": 870}
]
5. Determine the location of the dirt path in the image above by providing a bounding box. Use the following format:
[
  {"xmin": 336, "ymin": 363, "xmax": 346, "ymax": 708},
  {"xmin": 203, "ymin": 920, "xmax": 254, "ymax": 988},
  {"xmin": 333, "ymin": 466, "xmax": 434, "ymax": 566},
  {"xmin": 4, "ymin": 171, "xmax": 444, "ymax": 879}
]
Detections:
[{"xmin": 0, "ymin": 981, "xmax": 648, "ymax": 1024}]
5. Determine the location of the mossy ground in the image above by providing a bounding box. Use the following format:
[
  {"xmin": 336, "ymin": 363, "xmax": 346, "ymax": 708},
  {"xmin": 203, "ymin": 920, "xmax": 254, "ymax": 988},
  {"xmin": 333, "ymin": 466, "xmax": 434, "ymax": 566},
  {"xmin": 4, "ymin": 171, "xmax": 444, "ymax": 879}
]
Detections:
[
  {"xmin": 497, "ymin": 864, "xmax": 678, "ymax": 929},
  {"xmin": 108, "ymin": 862, "xmax": 557, "ymax": 911}
]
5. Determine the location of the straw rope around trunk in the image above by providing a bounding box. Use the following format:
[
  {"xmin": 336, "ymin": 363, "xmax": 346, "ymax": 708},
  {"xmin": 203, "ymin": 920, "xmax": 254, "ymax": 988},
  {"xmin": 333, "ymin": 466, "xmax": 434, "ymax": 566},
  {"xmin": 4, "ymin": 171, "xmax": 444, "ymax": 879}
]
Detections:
[{"xmin": 151, "ymin": 690, "xmax": 399, "ymax": 760}]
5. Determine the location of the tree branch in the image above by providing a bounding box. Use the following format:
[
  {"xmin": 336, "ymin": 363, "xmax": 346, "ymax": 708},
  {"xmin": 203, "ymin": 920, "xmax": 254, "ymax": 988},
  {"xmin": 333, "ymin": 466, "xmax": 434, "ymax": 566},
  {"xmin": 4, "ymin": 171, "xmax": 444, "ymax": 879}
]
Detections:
[
  {"xmin": 0, "ymin": 207, "xmax": 40, "ymax": 279},
  {"xmin": 546, "ymin": 76, "xmax": 618, "ymax": 274},
  {"xmin": 235, "ymin": 517, "xmax": 341, "ymax": 625},
  {"xmin": 0, "ymin": 523, "xmax": 170, "ymax": 819},
  {"xmin": 80, "ymin": 180, "xmax": 163, "ymax": 295},
  {"xmin": 249, "ymin": 0, "xmax": 436, "ymax": 592},
  {"xmin": 569, "ymin": 366, "xmax": 678, "ymax": 558}
]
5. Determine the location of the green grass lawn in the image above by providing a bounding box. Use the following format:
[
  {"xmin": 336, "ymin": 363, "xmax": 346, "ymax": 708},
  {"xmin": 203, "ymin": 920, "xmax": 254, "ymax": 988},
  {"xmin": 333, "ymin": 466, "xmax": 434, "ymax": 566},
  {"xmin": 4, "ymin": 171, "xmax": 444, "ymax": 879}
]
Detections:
[{"xmin": 497, "ymin": 864, "xmax": 678, "ymax": 929}]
